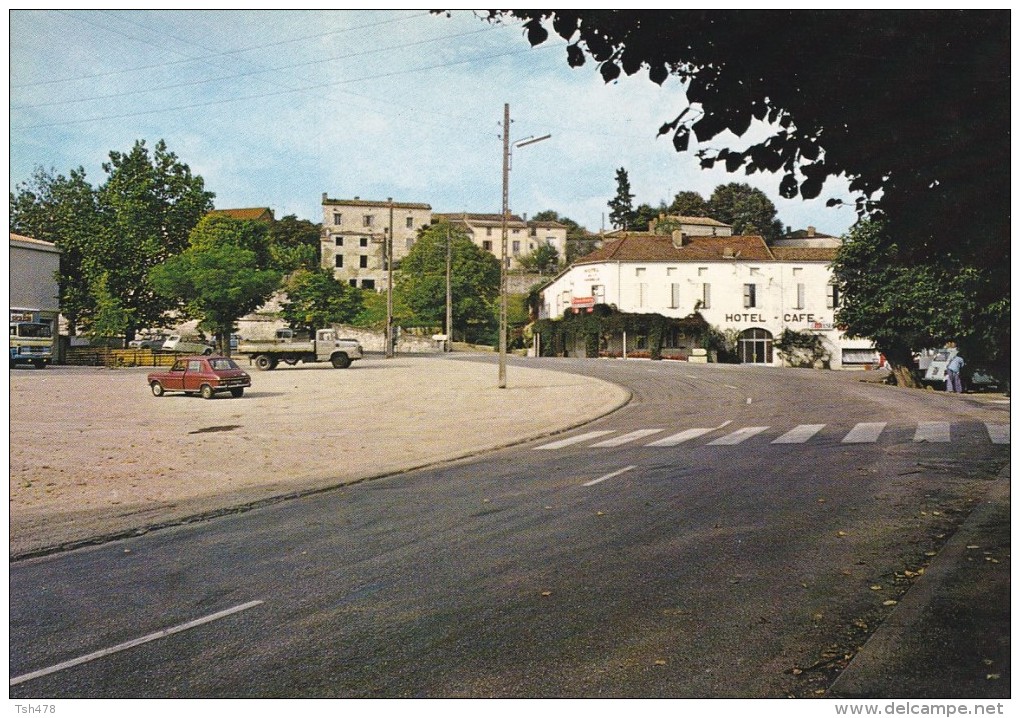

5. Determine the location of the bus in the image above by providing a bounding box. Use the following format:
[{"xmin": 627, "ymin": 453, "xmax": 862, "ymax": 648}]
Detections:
[{"xmin": 10, "ymin": 309, "xmax": 53, "ymax": 369}]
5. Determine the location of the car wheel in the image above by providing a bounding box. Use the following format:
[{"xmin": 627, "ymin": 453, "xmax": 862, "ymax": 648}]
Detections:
[
  {"xmin": 33, "ymin": 360, "xmax": 46, "ymax": 369},
  {"xmin": 151, "ymin": 382, "xmax": 165, "ymax": 397},
  {"xmin": 203, "ymin": 347, "xmax": 213, "ymax": 355},
  {"xmin": 230, "ymin": 388, "xmax": 244, "ymax": 398},
  {"xmin": 200, "ymin": 384, "xmax": 215, "ymax": 400},
  {"xmin": 331, "ymin": 353, "xmax": 351, "ymax": 369}
]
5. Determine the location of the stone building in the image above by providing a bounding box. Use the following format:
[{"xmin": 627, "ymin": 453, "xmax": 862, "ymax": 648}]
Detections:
[{"xmin": 320, "ymin": 195, "xmax": 432, "ymax": 289}]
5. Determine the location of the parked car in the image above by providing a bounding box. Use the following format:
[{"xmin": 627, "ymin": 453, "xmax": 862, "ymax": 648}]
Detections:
[
  {"xmin": 147, "ymin": 356, "xmax": 251, "ymax": 399},
  {"xmin": 922, "ymin": 347, "xmax": 1003, "ymax": 391},
  {"xmin": 162, "ymin": 334, "xmax": 213, "ymax": 354},
  {"xmin": 128, "ymin": 336, "xmax": 167, "ymax": 350}
]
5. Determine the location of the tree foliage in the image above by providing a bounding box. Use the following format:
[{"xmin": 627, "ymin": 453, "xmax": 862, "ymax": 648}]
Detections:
[
  {"xmin": 269, "ymin": 214, "xmax": 321, "ymax": 273},
  {"xmin": 607, "ymin": 167, "xmax": 635, "ymax": 229},
  {"xmin": 707, "ymin": 183, "xmax": 784, "ymax": 241},
  {"xmin": 149, "ymin": 215, "xmax": 280, "ymax": 353},
  {"xmin": 280, "ymin": 268, "xmax": 363, "ymax": 336},
  {"xmin": 831, "ymin": 220, "xmax": 1007, "ymax": 386},
  {"xmin": 396, "ymin": 222, "xmax": 501, "ymax": 343},
  {"xmin": 668, "ymin": 191, "xmax": 709, "ymax": 217},
  {"xmin": 10, "ymin": 139, "xmax": 214, "ymax": 338}
]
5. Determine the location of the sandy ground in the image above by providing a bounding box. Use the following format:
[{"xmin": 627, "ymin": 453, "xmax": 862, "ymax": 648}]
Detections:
[{"xmin": 8, "ymin": 355, "xmax": 628, "ymax": 558}]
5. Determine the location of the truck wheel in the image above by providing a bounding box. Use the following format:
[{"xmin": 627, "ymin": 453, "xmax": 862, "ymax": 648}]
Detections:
[
  {"xmin": 151, "ymin": 382, "xmax": 165, "ymax": 397},
  {"xmin": 331, "ymin": 353, "xmax": 351, "ymax": 369},
  {"xmin": 200, "ymin": 384, "xmax": 215, "ymax": 400},
  {"xmin": 33, "ymin": 360, "xmax": 46, "ymax": 369},
  {"xmin": 254, "ymin": 355, "xmax": 275, "ymax": 371},
  {"xmin": 230, "ymin": 388, "xmax": 244, "ymax": 398}
]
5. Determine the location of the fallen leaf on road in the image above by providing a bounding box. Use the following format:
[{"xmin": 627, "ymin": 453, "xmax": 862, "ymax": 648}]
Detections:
[
  {"xmin": 883, "ymin": 600, "xmax": 898, "ymax": 606},
  {"xmin": 870, "ymin": 585, "xmax": 882, "ymax": 591},
  {"xmin": 654, "ymin": 660, "xmax": 667, "ymax": 666},
  {"xmin": 837, "ymin": 531, "xmax": 847, "ymax": 537},
  {"xmin": 541, "ymin": 591, "xmax": 552, "ymax": 597},
  {"xmin": 967, "ymin": 545, "xmax": 980, "ymax": 550}
]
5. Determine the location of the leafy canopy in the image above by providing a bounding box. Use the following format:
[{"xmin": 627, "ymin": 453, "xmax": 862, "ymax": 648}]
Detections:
[
  {"xmin": 150, "ymin": 215, "xmax": 281, "ymax": 352},
  {"xmin": 280, "ymin": 269, "xmax": 364, "ymax": 336},
  {"xmin": 397, "ymin": 221, "xmax": 500, "ymax": 343}
]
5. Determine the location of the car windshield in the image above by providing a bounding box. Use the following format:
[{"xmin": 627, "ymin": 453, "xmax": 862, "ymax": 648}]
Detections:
[{"xmin": 209, "ymin": 358, "xmax": 240, "ymax": 371}]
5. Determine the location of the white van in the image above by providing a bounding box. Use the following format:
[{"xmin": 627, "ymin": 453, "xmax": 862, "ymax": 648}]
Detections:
[
  {"xmin": 162, "ymin": 334, "xmax": 213, "ymax": 354},
  {"xmin": 923, "ymin": 347, "xmax": 1000, "ymax": 390}
]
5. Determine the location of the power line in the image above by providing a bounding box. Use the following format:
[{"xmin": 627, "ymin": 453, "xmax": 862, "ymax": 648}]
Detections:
[
  {"xmin": 13, "ymin": 40, "xmax": 565, "ymax": 132},
  {"xmin": 12, "ymin": 25, "xmax": 503, "ymax": 111},
  {"xmin": 11, "ymin": 10, "xmax": 434, "ymax": 89}
]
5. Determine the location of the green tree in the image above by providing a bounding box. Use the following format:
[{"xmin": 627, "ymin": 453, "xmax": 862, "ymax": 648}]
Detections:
[
  {"xmin": 280, "ymin": 268, "xmax": 364, "ymax": 336},
  {"xmin": 831, "ymin": 220, "xmax": 1006, "ymax": 387},
  {"xmin": 10, "ymin": 167, "xmax": 99, "ymax": 333},
  {"xmin": 607, "ymin": 167, "xmax": 635, "ymax": 229},
  {"xmin": 150, "ymin": 215, "xmax": 280, "ymax": 354},
  {"xmin": 631, "ymin": 201, "xmax": 666, "ymax": 231},
  {"xmin": 668, "ymin": 190, "xmax": 709, "ymax": 217},
  {"xmin": 269, "ymin": 214, "xmax": 321, "ymax": 273},
  {"xmin": 707, "ymin": 183, "xmax": 784, "ymax": 240},
  {"xmin": 96, "ymin": 140, "xmax": 215, "ymax": 337},
  {"xmin": 82, "ymin": 273, "xmax": 133, "ymax": 346},
  {"xmin": 397, "ymin": 222, "xmax": 500, "ymax": 343}
]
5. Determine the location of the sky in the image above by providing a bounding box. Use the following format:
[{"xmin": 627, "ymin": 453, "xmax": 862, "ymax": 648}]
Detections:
[{"xmin": 9, "ymin": 9, "xmax": 860, "ymax": 236}]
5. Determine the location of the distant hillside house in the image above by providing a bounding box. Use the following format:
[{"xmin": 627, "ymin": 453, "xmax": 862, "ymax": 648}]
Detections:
[
  {"xmin": 538, "ymin": 230, "xmax": 876, "ymax": 369},
  {"xmin": 646, "ymin": 215, "xmax": 733, "ymax": 237},
  {"xmin": 432, "ymin": 212, "xmax": 569, "ymax": 270},
  {"xmin": 208, "ymin": 207, "xmax": 275, "ymax": 222},
  {"xmin": 321, "ymin": 194, "xmax": 432, "ymax": 290},
  {"xmin": 774, "ymin": 226, "xmax": 842, "ymax": 249}
]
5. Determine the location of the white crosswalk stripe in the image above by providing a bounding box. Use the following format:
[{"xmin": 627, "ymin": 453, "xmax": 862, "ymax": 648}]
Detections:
[
  {"xmin": 533, "ymin": 431, "xmax": 615, "ymax": 450},
  {"xmin": 589, "ymin": 429, "xmax": 665, "ymax": 447},
  {"xmin": 535, "ymin": 422, "xmax": 1009, "ymax": 450},
  {"xmin": 707, "ymin": 426, "xmax": 771, "ymax": 446},
  {"xmin": 645, "ymin": 427, "xmax": 716, "ymax": 447},
  {"xmin": 914, "ymin": 422, "xmax": 951, "ymax": 442},
  {"xmin": 772, "ymin": 424, "xmax": 826, "ymax": 444},
  {"xmin": 842, "ymin": 422, "xmax": 887, "ymax": 444},
  {"xmin": 986, "ymin": 424, "xmax": 1010, "ymax": 444}
]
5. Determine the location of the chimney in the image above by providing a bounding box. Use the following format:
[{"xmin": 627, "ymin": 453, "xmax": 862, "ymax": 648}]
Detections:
[
  {"xmin": 671, "ymin": 230, "xmax": 689, "ymax": 248},
  {"xmin": 322, "ymin": 192, "xmax": 328, "ymax": 203},
  {"xmin": 807, "ymin": 226, "xmax": 816, "ymax": 237}
]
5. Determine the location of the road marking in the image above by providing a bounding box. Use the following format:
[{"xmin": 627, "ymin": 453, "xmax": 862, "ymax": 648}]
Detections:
[
  {"xmin": 645, "ymin": 427, "xmax": 712, "ymax": 447},
  {"xmin": 986, "ymin": 424, "xmax": 1010, "ymax": 444},
  {"xmin": 914, "ymin": 421, "xmax": 951, "ymax": 443},
  {"xmin": 772, "ymin": 424, "xmax": 826, "ymax": 444},
  {"xmin": 707, "ymin": 426, "xmax": 770, "ymax": 446},
  {"xmin": 10, "ymin": 600, "xmax": 264, "ymax": 687},
  {"xmin": 842, "ymin": 422, "xmax": 887, "ymax": 443},
  {"xmin": 590, "ymin": 429, "xmax": 664, "ymax": 447},
  {"xmin": 723, "ymin": 384, "xmax": 739, "ymax": 390},
  {"xmin": 583, "ymin": 465, "xmax": 637, "ymax": 487},
  {"xmin": 533, "ymin": 431, "xmax": 615, "ymax": 450}
]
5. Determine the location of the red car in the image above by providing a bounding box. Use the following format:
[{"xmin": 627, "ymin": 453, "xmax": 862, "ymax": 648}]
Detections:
[{"xmin": 147, "ymin": 356, "xmax": 251, "ymax": 399}]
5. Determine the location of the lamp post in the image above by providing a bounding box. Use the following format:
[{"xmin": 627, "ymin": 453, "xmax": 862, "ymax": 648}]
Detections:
[
  {"xmin": 385, "ymin": 198, "xmax": 394, "ymax": 358},
  {"xmin": 499, "ymin": 102, "xmax": 550, "ymax": 388}
]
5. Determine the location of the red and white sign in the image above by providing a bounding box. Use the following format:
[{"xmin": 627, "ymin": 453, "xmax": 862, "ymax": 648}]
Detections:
[{"xmin": 571, "ymin": 296, "xmax": 595, "ymax": 314}]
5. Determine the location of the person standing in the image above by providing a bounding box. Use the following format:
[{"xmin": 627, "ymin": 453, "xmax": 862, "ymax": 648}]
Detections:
[{"xmin": 945, "ymin": 351, "xmax": 965, "ymax": 393}]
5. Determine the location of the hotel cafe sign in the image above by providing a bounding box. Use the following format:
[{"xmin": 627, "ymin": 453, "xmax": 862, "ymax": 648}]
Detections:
[{"xmin": 722, "ymin": 312, "xmax": 834, "ymax": 331}]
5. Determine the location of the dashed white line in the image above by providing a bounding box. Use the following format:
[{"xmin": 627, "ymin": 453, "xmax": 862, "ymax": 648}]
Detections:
[
  {"xmin": 986, "ymin": 424, "xmax": 1010, "ymax": 444},
  {"xmin": 645, "ymin": 427, "xmax": 716, "ymax": 447},
  {"xmin": 842, "ymin": 422, "xmax": 887, "ymax": 444},
  {"xmin": 772, "ymin": 424, "xmax": 826, "ymax": 444},
  {"xmin": 914, "ymin": 421, "xmax": 951, "ymax": 443},
  {"xmin": 10, "ymin": 600, "xmax": 264, "ymax": 687},
  {"xmin": 707, "ymin": 426, "xmax": 771, "ymax": 445},
  {"xmin": 534, "ymin": 430, "xmax": 616, "ymax": 450},
  {"xmin": 583, "ymin": 465, "xmax": 637, "ymax": 487},
  {"xmin": 590, "ymin": 429, "xmax": 664, "ymax": 447}
]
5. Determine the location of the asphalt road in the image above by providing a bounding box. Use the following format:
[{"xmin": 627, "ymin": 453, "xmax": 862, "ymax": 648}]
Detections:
[{"xmin": 9, "ymin": 358, "xmax": 1009, "ymax": 698}]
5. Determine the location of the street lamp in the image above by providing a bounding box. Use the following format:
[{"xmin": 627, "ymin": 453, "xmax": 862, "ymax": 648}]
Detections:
[{"xmin": 499, "ymin": 103, "xmax": 550, "ymax": 389}]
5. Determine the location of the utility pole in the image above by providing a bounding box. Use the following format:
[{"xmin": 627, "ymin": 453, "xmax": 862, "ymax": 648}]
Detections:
[
  {"xmin": 499, "ymin": 103, "xmax": 510, "ymax": 388},
  {"xmin": 386, "ymin": 198, "xmax": 394, "ymax": 358},
  {"xmin": 446, "ymin": 227, "xmax": 453, "ymax": 352}
]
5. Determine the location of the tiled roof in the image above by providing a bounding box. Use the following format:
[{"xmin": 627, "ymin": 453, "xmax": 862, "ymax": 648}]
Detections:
[
  {"xmin": 574, "ymin": 233, "xmax": 776, "ymax": 263},
  {"xmin": 323, "ymin": 197, "xmax": 432, "ymax": 210},
  {"xmin": 209, "ymin": 207, "xmax": 275, "ymax": 221},
  {"xmin": 433, "ymin": 212, "xmax": 527, "ymax": 226},
  {"xmin": 672, "ymin": 215, "xmax": 731, "ymax": 227},
  {"xmin": 769, "ymin": 246, "xmax": 839, "ymax": 261}
]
